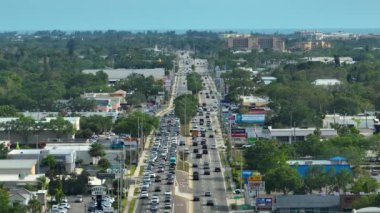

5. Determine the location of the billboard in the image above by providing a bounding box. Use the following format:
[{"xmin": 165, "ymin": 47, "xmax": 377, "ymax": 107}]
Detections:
[
  {"xmin": 256, "ymin": 197, "xmax": 272, "ymax": 208},
  {"xmin": 231, "ymin": 128, "xmax": 246, "ymax": 134},
  {"xmin": 236, "ymin": 114, "xmax": 265, "ymax": 123}
]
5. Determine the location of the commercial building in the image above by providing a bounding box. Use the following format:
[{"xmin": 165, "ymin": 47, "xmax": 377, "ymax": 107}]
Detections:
[
  {"xmin": 0, "ymin": 116, "xmax": 80, "ymax": 144},
  {"xmin": 82, "ymin": 68, "xmax": 166, "ymax": 85},
  {"xmin": 8, "ymin": 149, "xmax": 76, "ymax": 173},
  {"xmin": 82, "ymin": 91, "xmax": 126, "ymax": 112},
  {"xmin": 258, "ymin": 37, "xmax": 285, "ymax": 52},
  {"xmin": 297, "ymin": 40, "xmax": 332, "ymax": 50},
  {"xmin": 45, "ymin": 143, "xmax": 92, "ymax": 165},
  {"xmin": 287, "ymin": 156, "xmax": 352, "ymax": 177},
  {"xmin": 266, "ymin": 126, "xmax": 337, "ymax": 144},
  {"xmin": 0, "ymin": 159, "xmax": 37, "ymax": 175},
  {"xmin": 0, "ymin": 174, "xmax": 46, "ymax": 187},
  {"xmin": 323, "ymin": 114, "xmax": 379, "ymax": 130},
  {"xmin": 274, "ymin": 195, "xmax": 340, "ymax": 213},
  {"xmin": 313, "ymin": 79, "xmax": 341, "ymax": 86},
  {"xmin": 225, "ymin": 35, "xmax": 285, "ymax": 52},
  {"xmin": 303, "ymin": 57, "xmax": 355, "ymax": 64},
  {"xmin": 239, "ymin": 95, "xmax": 270, "ymax": 107}
]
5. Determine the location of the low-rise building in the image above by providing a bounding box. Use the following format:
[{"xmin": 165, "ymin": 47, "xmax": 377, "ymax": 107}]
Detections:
[
  {"xmin": 323, "ymin": 114, "xmax": 379, "ymax": 130},
  {"xmin": 0, "ymin": 159, "xmax": 37, "ymax": 175},
  {"xmin": 266, "ymin": 126, "xmax": 337, "ymax": 144},
  {"xmin": 297, "ymin": 40, "xmax": 332, "ymax": 50},
  {"xmin": 303, "ymin": 56, "xmax": 355, "ymax": 64},
  {"xmin": 239, "ymin": 95, "xmax": 270, "ymax": 107},
  {"xmin": 8, "ymin": 149, "xmax": 76, "ymax": 173},
  {"xmin": 82, "ymin": 68, "xmax": 166, "ymax": 85},
  {"xmin": 287, "ymin": 156, "xmax": 352, "ymax": 177},
  {"xmin": 0, "ymin": 174, "xmax": 46, "ymax": 187},
  {"xmin": 313, "ymin": 79, "xmax": 341, "ymax": 86},
  {"xmin": 45, "ymin": 143, "xmax": 92, "ymax": 164},
  {"xmin": 274, "ymin": 194, "xmax": 340, "ymax": 213}
]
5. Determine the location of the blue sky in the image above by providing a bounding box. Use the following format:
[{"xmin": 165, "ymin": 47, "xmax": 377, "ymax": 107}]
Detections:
[{"xmin": 1, "ymin": 0, "xmax": 379, "ymax": 31}]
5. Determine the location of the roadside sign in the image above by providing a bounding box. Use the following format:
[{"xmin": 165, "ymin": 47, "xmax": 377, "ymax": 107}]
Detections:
[
  {"xmin": 248, "ymin": 175, "xmax": 262, "ymax": 182},
  {"xmin": 256, "ymin": 197, "xmax": 272, "ymax": 208},
  {"xmin": 248, "ymin": 181, "xmax": 265, "ymax": 191},
  {"xmin": 242, "ymin": 170, "xmax": 252, "ymax": 178},
  {"xmin": 247, "ymin": 137, "xmax": 257, "ymax": 144},
  {"xmin": 97, "ymin": 173, "xmax": 116, "ymax": 179},
  {"xmin": 91, "ymin": 186, "xmax": 107, "ymax": 196}
]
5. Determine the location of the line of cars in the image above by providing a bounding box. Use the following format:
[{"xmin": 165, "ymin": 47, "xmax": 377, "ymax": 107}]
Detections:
[
  {"xmin": 139, "ymin": 110, "xmax": 180, "ymax": 213},
  {"xmin": 190, "ymin": 86, "xmax": 224, "ymax": 207}
]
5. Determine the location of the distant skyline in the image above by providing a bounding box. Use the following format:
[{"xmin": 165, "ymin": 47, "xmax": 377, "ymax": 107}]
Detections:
[{"xmin": 1, "ymin": 0, "xmax": 379, "ymax": 32}]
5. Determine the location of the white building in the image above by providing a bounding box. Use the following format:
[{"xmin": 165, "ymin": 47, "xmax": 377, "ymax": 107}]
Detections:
[
  {"xmin": 323, "ymin": 114, "xmax": 379, "ymax": 130},
  {"xmin": 303, "ymin": 57, "xmax": 355, "ymax": 64},
  {"xmin": 312, "ymin": 79, "xmax": 341, "ymax": 86},
  {"xmin": 82, "ymin": 68, "xmax": 166, "ymax": 84},
  {"xmin": 266, "ymin": 126, "xmax": 337, "ymax": 144},
  {"xmin": 261, "ymin": 76, "xmax": 277, "ymax": 85},
  {"xmin": 8, "ymin": 149, "xmax": 76, "ymax": 173},
  {"xmin": 239, "ymin": 95, "xmax": 270, "ymax": 107},
  {"xmin": 45, "ymin": 143, "xmax": 92, "ymax": 164}
]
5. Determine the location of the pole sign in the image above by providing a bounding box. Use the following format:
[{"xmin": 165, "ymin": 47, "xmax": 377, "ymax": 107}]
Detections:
[
  {"xmin": 91, "ymin": 186, "xmax": 107, "ymax": 196},
  {"xmin": 97, "ymin": 173, "xmax": 116, "ymax": 179},
  {"xmin": 242, "ymin": 170, "xmax": 252, "ymax": 178},
  {"xmin": 236, "ymin": 114, "xmax": 265, "ymax": 124},
  {"xmin": 256, "ymin": 197, "xmax": 272, "ymax": 208},
  {"xmin": 231, "ymin": 128, "xmax": 247, "ymax": 138}
]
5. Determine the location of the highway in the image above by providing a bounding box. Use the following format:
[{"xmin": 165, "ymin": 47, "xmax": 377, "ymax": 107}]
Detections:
[
  {"xmin": 134, "ymin": 51, "xmax": 228, "ymax": 213},
  {"xmin": 191, "ymin": 71, "xmax": 229, "ymax": 213}
]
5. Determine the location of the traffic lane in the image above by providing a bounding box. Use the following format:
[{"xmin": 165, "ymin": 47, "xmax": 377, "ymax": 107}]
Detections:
[{"xmin": 173, "ymin": 194, "xmax": 188, "ymax": 213}]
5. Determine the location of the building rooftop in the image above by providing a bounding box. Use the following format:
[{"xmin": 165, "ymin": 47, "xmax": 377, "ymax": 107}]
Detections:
[
  {"xmin": 45, "ymin": 143, "xmax": 91, "ymax": 151},
  {"xmin": 275, "ymin": 195, "xmax": 340, "ymax": 209},
  {"xmin": 82, "ymin": 68, "xmax": 165, "ymax": 81},
  {"xmin": 313, "ymin": 79, "xmax": 341, "ymax": 86},
  {"xmin": 268, "ymin": 127, "xmax": 337, "ymax": 137},
  {"xmin": 0, "ymin": 159, "xmax": 37, "ymax": 169},
  {"xmin": 0, "ymin": 174, "xmax": 45, "ymax": 183}
]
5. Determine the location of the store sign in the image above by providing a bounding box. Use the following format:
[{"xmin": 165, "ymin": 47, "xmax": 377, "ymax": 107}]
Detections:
[
  {"xmin": 91, "ymin": 186, "xmax": 107, "ymax": 196},
  {"xmin": 236, "ymin": 114, "xmax": 265, "ymax": 123},
  {"xmin": 256, "ymin": 197, "xmax": 272, "ymax": 208}
]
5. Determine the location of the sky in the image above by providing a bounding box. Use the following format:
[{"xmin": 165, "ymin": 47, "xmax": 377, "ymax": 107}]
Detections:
[{"xmin": 1, "ymin": 0, "xmax": 379, "ymax": 31}]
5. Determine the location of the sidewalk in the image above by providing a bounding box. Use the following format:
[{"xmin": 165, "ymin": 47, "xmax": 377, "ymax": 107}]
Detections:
[{"xmin": 124, "ymin": 68, "xmax": 179, "ymax": 213}]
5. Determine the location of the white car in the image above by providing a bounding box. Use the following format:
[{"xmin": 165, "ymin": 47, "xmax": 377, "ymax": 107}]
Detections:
[
  {"xmin": 242, "ymin": 145, "xmax": 252, "ymax": 148},
  {"xmin": 151, "ymin": 196, "xmax": 160, "ymax": 204},
  {"xmin": 211, "ymin": 144, "xmax": 217, "ymax": 149},
  {"xmin": 59, "ymin": 202, "xmax": 71, "ymax": 209},
  {"xmin": 140, "ymin": 191, "xmax": 149, "ymax": 199}
]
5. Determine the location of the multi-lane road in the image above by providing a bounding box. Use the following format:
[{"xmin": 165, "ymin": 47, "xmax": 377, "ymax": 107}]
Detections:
[{"xmin": 135, "ymin": 51, "xmax": 228, "ymax": 213}]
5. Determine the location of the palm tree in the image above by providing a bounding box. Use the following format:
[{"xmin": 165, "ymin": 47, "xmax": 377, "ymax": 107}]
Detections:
[
  {"xmin": 27, "ymin": 196, "xmax": 42, "ymax": 213},
  {"xmin": 36, "ymin": 176, "xmax": 47, "ymax": 190}
]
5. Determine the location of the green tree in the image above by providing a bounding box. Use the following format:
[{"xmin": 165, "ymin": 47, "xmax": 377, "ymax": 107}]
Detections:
[
  {"xmin": 243, "ymin": 140, "xmax": 288, "ymax": 173},
  {"xmin": 48, "ymin": 117, "xmax": 75, "ymax": 139},
  {"xmin": 98, "ymin": 158, "xmax": 111, "ymax": 171},
  {"xmin": 36, "ymin": 176, "xmax": 48, "ymax": 190},
  {"xmin": 27, "ymin": 196, "xmax": 42, "ymax": 213},
  {"xmin": 335, "ymin": 170, "xmax": 353, "ymax": 193},
  {"xmin": 187, "ymin": 73, "xmax": 203, "ymax": 94},
  {"xmin": 303, "ymin": 166, "xmax": 327, "ymax": 193},
  {"xmin": 0, "ymin": 105, "xmax": 20, "ymax": 117},
  {"xmin": 0, "ymin": 144, "xmax": 9, "ymax": 159},
  {"xmin": 54, "ymin": 180, "xmax": 64, "ymax": 204},
  {"xmin": 113, "ymin": 111, "xmax": 159, "ymax": 137},
  {"xmin": 89, "ymin": 143, "xmax": 106, "ymax": 158},
  {"xmin": 42, "ymin": 155, "xmax": 56, "ymax": 170},
  {"xmin": 0, "ymin": 187, "xmax": 10, "ymax": 213},
  {"xmin": 7, "ymin": 116, "xmax": 36, "ymax": 143},
  {"xmin": 352, "ymin": 176, "xmax": 379, "ymax": 193},
  {"xmin": 174, "ymin": 94, "xmax": 199, "ymax": 125},
  {"xmin": 11, "ymin": 201, "xmax": 27, "ymax": 213},
  {"xmin": 264, "ymin": 165, "xmax": 303, "ymax": 194}
]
